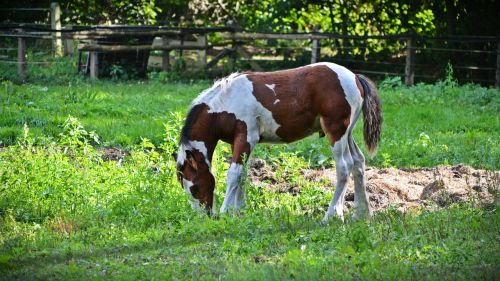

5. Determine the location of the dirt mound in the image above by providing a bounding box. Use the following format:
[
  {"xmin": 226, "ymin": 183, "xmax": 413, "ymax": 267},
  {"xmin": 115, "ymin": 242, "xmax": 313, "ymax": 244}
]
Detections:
[{"xmin": 248, "ymin": 159, "xmax": 499, "ymax": 212}]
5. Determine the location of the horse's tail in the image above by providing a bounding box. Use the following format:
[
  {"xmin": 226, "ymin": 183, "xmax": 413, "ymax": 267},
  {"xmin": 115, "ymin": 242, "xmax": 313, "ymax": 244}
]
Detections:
[{"xmin": 356, "ymin": 74, "xmax": 382, "ymax": 156}]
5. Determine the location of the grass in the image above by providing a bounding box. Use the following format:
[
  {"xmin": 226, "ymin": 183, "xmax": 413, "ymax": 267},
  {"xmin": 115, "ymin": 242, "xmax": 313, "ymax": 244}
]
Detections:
[
  {"xmin": 0, "ymin": 70, "xmax": 499, "ymax": 280},
  {"xmin": 0, "ymin": 80, "xmax": 206, "ymax": 147},
  {"xmin": 0, "ymin": 137, "xmax": 498, "ymax": 280}
]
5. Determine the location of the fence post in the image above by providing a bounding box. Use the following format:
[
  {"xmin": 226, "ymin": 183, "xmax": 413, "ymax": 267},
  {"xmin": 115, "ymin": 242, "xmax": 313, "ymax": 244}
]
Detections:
[
  {"xmin": 17, "ymin": 37, "xmax": 26, "ymax": 79},
  {"xmin": 64, "ymin": 25, "xmax": 74, "ymax": 57},
  {"xmin": 405, "ymin": 36, "xmax": 415, "ymax": 86},
  {"xmin": 197, "ymin": 34, "xmax": 207, "ymax": 69},
  {"xmin": 162, "ymin": 36, "xmax": 170, "ymax": 71},
  {"xmin": 50, "ymin": 2, "xmax": 63, "ymax": 57},
  {"xmin": 90, "ymin": 52, "xmax": 98, "ymax": 79},
  {"xmin": 496, "ymin": 38, "xmax": 500, "ymax": 88},
  {"xmin": 311, "ymin": 38, "xmax": 320, "ymax": 64}
]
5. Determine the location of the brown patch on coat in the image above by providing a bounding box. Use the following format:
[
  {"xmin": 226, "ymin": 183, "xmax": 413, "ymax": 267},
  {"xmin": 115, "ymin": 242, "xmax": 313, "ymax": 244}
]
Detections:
[
  {"xmin": 246, "ymin": 65, "xmax": 351, "ymax": 144},
  {"xmin": 181, "ymin": 103, "xmax": 251, "ymax": 163},
  {"xmin": 183, "ymin": 101, "xmax": 254, "ymax": 165},
  {"xmin": 212, "ymin": 111, "xmax": 251, "ymax": 164}
]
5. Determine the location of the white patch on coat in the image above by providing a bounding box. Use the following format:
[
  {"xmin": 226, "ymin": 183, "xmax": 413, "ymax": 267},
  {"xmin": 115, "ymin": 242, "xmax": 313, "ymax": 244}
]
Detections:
[
  {"xmin": 265, "ymin": 83, "xmax": 277, "ymax": 95},
  {"xmin": 182, "ymin": 179, "xmax": 202, "ymax": 210},
  {"xmin": 176, "ymin": 140, "xmax": 210, "ymax": 168},
  {"xmin": 273, "ymin": 99, "xmax": 280, "ymax": 105},
  {"xmin": 193, "ymin": 74, "xmax": 281, "ymax": 144}
]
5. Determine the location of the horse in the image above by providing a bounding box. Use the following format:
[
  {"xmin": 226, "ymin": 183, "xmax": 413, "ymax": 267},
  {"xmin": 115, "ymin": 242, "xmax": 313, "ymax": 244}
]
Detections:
[{"xmin": 172, "ymin": 62, "xmax": 382, "ymax": 222}]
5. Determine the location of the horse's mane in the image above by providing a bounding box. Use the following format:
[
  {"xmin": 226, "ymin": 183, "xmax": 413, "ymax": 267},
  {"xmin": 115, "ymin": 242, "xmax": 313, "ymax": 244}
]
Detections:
[
  {"xmin": 181, "ymin": 73, "xmax": 242, "ymax": 144},
  {"xmin": 180, "ymin": 103, "xmax": 206, "ymax": 145}
]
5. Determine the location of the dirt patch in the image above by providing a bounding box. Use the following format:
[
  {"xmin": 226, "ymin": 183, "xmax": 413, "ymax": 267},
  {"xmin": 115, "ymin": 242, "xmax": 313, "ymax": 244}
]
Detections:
[
  {"xmin": 248, "ymin": 159, "xmax": 499, "ymax": 212},
  {"xmin": 98, "ymin": 147, "xmax": 130, "ymax": 162}
]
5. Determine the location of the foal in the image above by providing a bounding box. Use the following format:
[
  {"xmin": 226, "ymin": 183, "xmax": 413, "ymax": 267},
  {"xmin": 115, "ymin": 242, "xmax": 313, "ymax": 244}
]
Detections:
[{"xmin": 173, "ymin": 62, "xmax": 382, "ymax": 222}]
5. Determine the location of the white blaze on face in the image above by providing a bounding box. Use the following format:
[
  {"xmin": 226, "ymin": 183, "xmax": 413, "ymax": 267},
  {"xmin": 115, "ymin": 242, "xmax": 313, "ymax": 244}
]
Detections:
[
  {"xmin": 182, "ymin": 179, "xmax": 202, "ymax": 210},
  {"xmin": 176, "ymin": 141, "xmax": 211, "ymax": 168},
  {"xmin": 193, "ymin": 74, "xmax": 281, "ymax": 144}
]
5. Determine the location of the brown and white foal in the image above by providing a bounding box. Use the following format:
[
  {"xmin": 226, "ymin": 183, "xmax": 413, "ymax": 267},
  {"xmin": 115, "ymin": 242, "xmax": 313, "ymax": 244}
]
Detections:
[{"xmin": 173, "ymin": 62, "xmax": 382, "ymax": 222}]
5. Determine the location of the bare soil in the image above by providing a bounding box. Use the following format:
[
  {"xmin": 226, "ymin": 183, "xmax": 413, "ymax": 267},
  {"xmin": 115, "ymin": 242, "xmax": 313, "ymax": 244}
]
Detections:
[
  {"xmin": 248, "ymin": 159, "xmax": 499, "ymax": 212},
  {"xmin": 98, "ymin": 147, "xmax": 131, "ymax": 161}
]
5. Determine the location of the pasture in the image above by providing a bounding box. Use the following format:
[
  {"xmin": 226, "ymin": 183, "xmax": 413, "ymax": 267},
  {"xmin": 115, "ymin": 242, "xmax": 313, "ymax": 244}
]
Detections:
[{"xmin": 0, "ymin": 75, "xmax": 499, "ymax": 280}]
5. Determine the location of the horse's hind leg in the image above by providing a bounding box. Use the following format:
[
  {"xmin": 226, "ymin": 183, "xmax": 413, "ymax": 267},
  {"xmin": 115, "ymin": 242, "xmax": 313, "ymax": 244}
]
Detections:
[
  {"xmin": 348, "ymin": 133, "xmax": 372, "ymax": 220},
  {"xmin": 323, "ymin": 135, "xmax": 353, "ymax": 222}
]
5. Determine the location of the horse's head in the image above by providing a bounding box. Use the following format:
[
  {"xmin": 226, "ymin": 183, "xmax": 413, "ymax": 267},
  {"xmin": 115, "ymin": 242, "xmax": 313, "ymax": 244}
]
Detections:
[{"xmin": 172, "ymin": 148, "xmax": 215, "ymax": 214}]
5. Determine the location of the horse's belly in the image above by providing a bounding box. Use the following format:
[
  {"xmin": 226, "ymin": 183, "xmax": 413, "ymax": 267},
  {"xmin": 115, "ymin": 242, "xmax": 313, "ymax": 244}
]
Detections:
[
  {"xmin": 258, "ymin": 114, "xmax": 321, "ymax": 143},
  {"xmin": 257, "ymin": 116, "xmax": 283, "ymax": 143}
]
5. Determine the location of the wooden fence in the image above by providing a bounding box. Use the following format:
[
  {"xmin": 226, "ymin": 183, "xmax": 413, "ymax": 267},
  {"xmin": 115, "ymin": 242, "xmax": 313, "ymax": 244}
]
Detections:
[{"xmin": 0, "ymin": 4, "xmax": 498, "ymax": 86}]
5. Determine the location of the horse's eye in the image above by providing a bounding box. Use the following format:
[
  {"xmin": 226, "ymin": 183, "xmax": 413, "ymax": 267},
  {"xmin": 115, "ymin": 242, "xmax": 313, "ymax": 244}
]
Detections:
[
  {"xmin": 176, "ymin": 170, "xmax": 184, "ymax": 181},
  {"xmin": 190, "ymin": 185, "xmax": 199, "ymax": 195}
]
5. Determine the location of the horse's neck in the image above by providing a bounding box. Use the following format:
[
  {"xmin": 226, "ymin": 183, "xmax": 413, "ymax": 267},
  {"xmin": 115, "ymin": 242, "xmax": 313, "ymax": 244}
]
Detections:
[{"xmin": 184, "ymin": 117, "xmax": 218, "ymax": 161}]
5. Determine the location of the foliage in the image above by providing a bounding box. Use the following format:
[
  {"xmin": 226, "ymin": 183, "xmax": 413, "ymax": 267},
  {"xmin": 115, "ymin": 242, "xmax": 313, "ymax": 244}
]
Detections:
[
  {"xmin": 61, "ymin": 0, "xmax": 161, "ymax": 25},
  {"xmin": 187, "ymin": 0, "xmax": 437, "ymax": 35},
  {"xmin": 3, "ymin": 0, "xmax": 497, "ymax": 36}
]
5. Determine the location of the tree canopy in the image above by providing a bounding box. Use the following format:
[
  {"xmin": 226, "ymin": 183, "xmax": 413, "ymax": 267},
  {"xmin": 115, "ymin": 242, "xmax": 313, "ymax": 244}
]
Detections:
[{"xmin": 2, "ymin": 0, "xmax": 498, "ymax": 36}]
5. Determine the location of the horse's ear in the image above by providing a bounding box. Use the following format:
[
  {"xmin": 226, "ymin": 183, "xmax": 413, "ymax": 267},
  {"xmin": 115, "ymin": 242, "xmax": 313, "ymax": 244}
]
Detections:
[{"xmin": 185, "ymin": 150, "xmax": 198, "ymax": 171}]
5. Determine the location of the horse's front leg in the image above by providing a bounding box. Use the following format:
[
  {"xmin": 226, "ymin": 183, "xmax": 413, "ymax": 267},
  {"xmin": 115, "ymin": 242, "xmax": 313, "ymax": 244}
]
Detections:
[
  {"xmin": 220, "ymin": 132, "xmax": 254, "ymax": 213},
  {"xmin": 220, "ymin": 162, "xmax": 245, "ymax": 213}
]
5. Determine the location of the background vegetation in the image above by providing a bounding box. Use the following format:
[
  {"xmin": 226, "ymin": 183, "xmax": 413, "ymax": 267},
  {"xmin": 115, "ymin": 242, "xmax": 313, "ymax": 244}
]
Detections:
[
  {"xmin": 1, "ymin": 67, "xmax": 499, "ymax": 169},
  {"xmin": 2, "ymin": 1, "xmax": 497, "ymax": 84}
]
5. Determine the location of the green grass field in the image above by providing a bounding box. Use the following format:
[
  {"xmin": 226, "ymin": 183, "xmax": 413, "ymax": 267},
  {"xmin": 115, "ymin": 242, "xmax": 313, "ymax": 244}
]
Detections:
[
  {"xmin": 1, "ymin": 75, "xmax": 499, "ymax": 169},
  {"xmin": 0, "ymin": 73, "xmax": 499, "ymax": 280}
]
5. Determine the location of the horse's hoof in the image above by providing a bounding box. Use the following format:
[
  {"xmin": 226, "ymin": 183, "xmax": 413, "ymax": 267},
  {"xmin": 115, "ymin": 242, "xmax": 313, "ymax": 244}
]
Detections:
[
  {"xmin": 322, "ymin": 214, "xmax": 344, "ymax": 225},
  {"xmin": 352, "ymin": 210, "xmax": 373, "ymax": 222}
]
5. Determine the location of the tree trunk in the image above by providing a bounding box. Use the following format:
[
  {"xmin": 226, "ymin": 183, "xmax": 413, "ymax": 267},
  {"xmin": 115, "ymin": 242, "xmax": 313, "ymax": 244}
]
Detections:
[{"xmin": 445, "ymin": 0, "xmax": 457, "ymax": 35}]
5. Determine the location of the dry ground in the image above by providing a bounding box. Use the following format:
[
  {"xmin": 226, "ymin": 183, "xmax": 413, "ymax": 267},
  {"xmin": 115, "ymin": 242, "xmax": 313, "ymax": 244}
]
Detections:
[{"xmin": 248, "ymin": 159, "xmax": 499, "ymax": 213}]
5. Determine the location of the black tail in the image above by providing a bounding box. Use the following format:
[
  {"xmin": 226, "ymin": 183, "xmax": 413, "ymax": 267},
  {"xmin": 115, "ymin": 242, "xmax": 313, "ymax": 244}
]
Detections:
[{"xmin": 356, "ymin": 74, "xmax": 382, "ymax": 156}]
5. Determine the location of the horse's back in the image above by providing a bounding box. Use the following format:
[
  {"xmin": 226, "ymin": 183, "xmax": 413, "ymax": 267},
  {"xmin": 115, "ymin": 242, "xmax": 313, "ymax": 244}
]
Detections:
[{"xmin": 194, "ymin": 63, "xmax": 363, "ymax": 144}]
